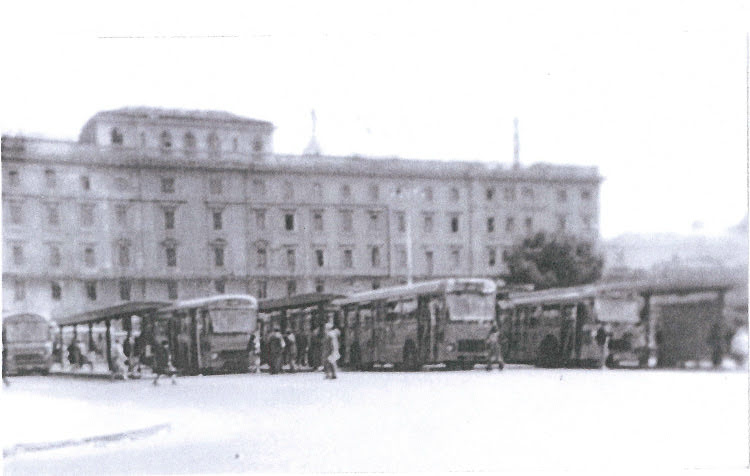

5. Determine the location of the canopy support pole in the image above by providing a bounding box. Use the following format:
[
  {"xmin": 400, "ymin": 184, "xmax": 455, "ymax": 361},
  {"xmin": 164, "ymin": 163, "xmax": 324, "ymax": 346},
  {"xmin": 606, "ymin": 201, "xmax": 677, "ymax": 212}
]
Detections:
[{"xmin": 105, "ymin": 318, "xmax": 113, "ymax": 371}]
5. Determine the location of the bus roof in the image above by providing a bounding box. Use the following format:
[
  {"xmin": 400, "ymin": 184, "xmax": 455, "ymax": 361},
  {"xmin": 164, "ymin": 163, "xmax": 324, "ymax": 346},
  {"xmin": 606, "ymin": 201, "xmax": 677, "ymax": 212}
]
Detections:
[
  {"xmin": 258, "ymin": 293, "xmax": 344, "ymax": 313},
  {"xmin": 55, "ymin": 301, "xmax": 171, "ymax": 327},
  {"xmin": 2, "ymin": 313, "xmax": 49, "ymax": 324},
  {"xmin": 333, "ymin": 278, "xmax": 497, "ymax": 306},
  {"xmin": 158, "ymin": 294, "xmax": 258, "ymax": 313},
  {"xmin": 505, "ymin": 285, "xmax": 599, "ymax": 307}
]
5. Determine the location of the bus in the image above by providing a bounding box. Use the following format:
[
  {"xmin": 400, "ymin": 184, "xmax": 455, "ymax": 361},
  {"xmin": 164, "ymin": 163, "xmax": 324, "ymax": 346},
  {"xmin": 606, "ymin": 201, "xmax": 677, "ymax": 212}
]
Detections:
[
  {"xmin": 333, "ymin": 278, "xmax": 498, "ymax": 370},
  {"xmin": 2, "ymin": 313, "xmax": 54, "ymax": 375},
  {"xmin": 497, "ymin": 285, "xmax": 646, "ymax": 368},
  {"xmin": 146, "ymin": 295, "xmax": 259, "ymax": 375}
]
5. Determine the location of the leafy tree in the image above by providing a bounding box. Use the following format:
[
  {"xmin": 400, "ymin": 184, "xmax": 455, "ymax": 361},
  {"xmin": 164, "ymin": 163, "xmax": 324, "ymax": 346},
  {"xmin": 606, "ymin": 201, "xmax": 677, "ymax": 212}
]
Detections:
[{"xmin": 504, "ymin": 232, "xmax": 604, "ymax": 289}]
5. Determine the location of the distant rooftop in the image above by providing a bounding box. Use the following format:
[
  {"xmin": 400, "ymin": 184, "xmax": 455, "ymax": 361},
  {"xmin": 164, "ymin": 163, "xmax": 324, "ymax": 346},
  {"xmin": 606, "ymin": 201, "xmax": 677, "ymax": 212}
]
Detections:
[{"xmin": 91, "ymin": 107, "xmax": 273, "ymax": 126}]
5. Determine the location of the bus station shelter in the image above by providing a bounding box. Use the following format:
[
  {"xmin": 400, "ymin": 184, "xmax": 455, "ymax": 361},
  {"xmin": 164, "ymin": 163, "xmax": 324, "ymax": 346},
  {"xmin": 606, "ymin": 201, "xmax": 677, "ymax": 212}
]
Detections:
[
  {"xmin": 258, "ymin": 293, "xmax": 344, "ymax": 331},
  {"xmin": 54, "ymin": 301, "xmax": 169, "ymax": 372}
]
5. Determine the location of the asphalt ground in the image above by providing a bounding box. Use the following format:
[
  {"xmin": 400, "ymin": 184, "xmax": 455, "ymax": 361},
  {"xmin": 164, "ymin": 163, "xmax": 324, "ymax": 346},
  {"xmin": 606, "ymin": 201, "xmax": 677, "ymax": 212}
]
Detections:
[{"xmin": 2, "ymin": 366, "xmax": 748, "ymax": 474}]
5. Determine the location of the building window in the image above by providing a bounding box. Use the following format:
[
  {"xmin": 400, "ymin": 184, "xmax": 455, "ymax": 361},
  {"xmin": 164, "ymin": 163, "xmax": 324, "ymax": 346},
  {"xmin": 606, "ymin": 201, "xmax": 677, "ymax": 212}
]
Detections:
[
  {"xmin": 488, "ymin": 248, "xmax": 497, "ymax": 267},
  {"xmin": 232, "ymin": 137, "xmax": 239, "ymax": 152},
  {"xmin": 80, "ymin": 204, "xmax": 95, "ymax": 227},
  {"xmin": 213, "ymin": 247, "xmax": 225, "ymax": 267},
  {"xmin": 49, "ymin": 245, "xmax": 61, "ymax": 267},
  {"xmin": 184, "ymin": 132, "xmax": 196, "ymax": 150},
  {"xmin": 487, "ymin": 217, "xmax": 495, "ymax": 233},
  {"xmin": 256, "ymin": 280, "xmax": 267, "ymax": 299},
  {"xmin": 80, "ymin": 176, "xmax": 91, "ymax": 191},
  {"xmin": 215, "ymin": 279, "xmax": 226, "ymax": 294},
  {"xmin": 164, "ymin": 210, "xmax": 175, "ymax": 230},
  {"xmin": 486, "ymin": 187, "xmax": 494, "ymax": 201},
  {"xmin": 450, "ymin": 249, "xmax": 460, "ymax": 267},
  {"xmin": 45, "ymin": 169, "xmax": 57, "ymax": 188},
  {"xmin": 369, "ymin": 184, "xmax": 379, "ymax": 201},
  {"xmin": 343, "ymin": 249, "xmax": 353, "ymax": 269},
  {"xmin": 209, "ymin": 178, "xmax": 223, "ymax": 195},
  {"xmin": 253, "ymin": 138, "xmax": 263, "ymax": 153},
  {"xmin": 396, "ymin": 247, "xmax": 407, "ymax": 267},
  {"xmin": 161, "ymin": 177, "xmax": 175, "ymax": 193},
  {"xmin": 424, "ymin": 187, "xmax": 433, "ymax": 202},
  {"xmin": 118, "ymin": 243, "xmax": 130, "ymax": 267},
  {"xmin": 425, "ymin": 251, "xmax": 434, "ymax": 276},
  {"xmin": 8, "ymin": 170, "xmax": 19, "ymax": 187},
  {"xmin": 313, "ymin": 183, "xmax": 323, "ymax": 200},
  {"xmin": 253, "ymin": 179, "xmax": 266, "ymax": 197},
  {"xmin": 119, "ymin": 280, "xmax": 131, "ymax": 301},
  {"xmin": 85, "ymin": 281, "xmax": 97, "ymax": 301},
  {"xmin": 139, "ymin": 132, "xmax": 146, "ymax": 147},
  {"xmin": 286, "ymin": 249, "xmax": 296, "ymax": 270},
  {"xmin": 256, "ymin": 247, "xmax": 267, "ymax": 268},
  {"xmin": 51, "ymin": 281, "xmax": 62, "ymax": 301},
  {"xmin": 397, "ymin": 212, "xmax": 406, "ymax": 233},
  {"xmin": 12, "ymin": 244, "xmax": 24, "ymax": 266},
  {"xmin": 14, "ymin": 280, "xmax": 25, "ymax": 301},
  {"xmin": 313, "ymin": 211, "xmax": 324, "ymax": 231},
  {"xmin": 450, "ymin": 216, "xmax": 459, "ymax": 233},
  {"xmin": 340, "ymin": 184, "xmax": 351, "ymax": 200},
  {"xmin": 115, "ymin": 205, "xmax": 128, "ymax": 226},
  {"xmin": 341, "ymin": 210, "xmax": 353, "ymax": 232},
  {"xmin": 503, "ymin": 187, "xmax": 516, "ymax": 201},
  {"xmin": 505, "ymin": 217, "xmax": 515, "ymax": 233},
  {"xmin": 10, "ymin": 202, "xmax": 23, "ymax": 225},
  {"xmin": 167, "ymin": 281, "xmax": 178, "ymax": 300},
  {"xmin": 368, "ymin": 211, "xmax": 380, "ymax": 231},
  {"xmin": 315, "ymin": 279, "xmax": 325, "ymax": 293},
  {"xmin": 84, "ymin": 246, "xmax": 96, "ymax": 267},
  {"xmin": 284, "ymin": 213, "xmax": 295, "ymax": 231},
  {"xmin": 581, "ymin": 189, "xmax": 592, "ymax": 200},
  {"xmin": 371, "ymin": 246, "xmax": 381, "ymax": 267},
  {"xmin": 558, "ymin": 215, "xmax": 567, "ymax": 231},
  {"xmin": 524, "ymin": 217, "xmax": 533, "ymax": 234},
  {"xmin": 255, "ymin": 210, "xmax": 266, "ymax": 230},
  {"xmin": 502, "ymin": 250, "xmax": 510, "ymax": 263},
  {"xmin": 283, "ymin": 181, "xmax": 294, "ymax": 201},
  {"xmin": 450, "ymin": 187, "xmax": 460, "ymax": 201},
  {"xmin": 315, "ymin": 249, "xmax": 325, "ymax": 267},
  {"xmin": 111, "ymin": 128, "xmax": 123, "ymax": 145},
  {"xmin": 166, "ymin": 247, "xmax": 177, "ymax": 267},
  {"xmin": 423, "ymin": 214, "xmax": 434, "ymax": 233},
  {"xmin": 213, "ymin": 211, "xmax": 223, "ymax": 231},
  {"xmin": 208, "ymin": 132, "xmax": 220, "ymax": 154},
  {"xmin": 287, "ymin": 280, "xmax": 297, "ymax": 297},
  {"xmin": 160, "ymin": 131, "xmax": 172, "ymax": 149},
  {"xmin": 557, "ymin": 189, "xmax": 568, "ymax": 202},
  {"xmin": 522, "ymin": 187, "xmax": 534, "ymax": 200},
  {"xmin": 583, "ymin": 215, "xmax": 593, "ymax": 230}
]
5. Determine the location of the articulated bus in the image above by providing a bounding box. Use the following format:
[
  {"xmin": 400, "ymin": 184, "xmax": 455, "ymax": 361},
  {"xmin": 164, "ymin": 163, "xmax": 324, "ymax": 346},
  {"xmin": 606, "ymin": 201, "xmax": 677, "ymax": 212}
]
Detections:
[
  {"xmin": 333, "ymin": 278, "xmax": 498, "ymax": 370},
  {"xmin": 497, "ymin": 285, "xmax": 646, "ymax": 368},
  {"xmin": 146, "ymin": 295, "xmax": 259, "ymax": 375},
  {"xmin": 2, "ymin": 313, "xmax": 54, "ymax": 375}
]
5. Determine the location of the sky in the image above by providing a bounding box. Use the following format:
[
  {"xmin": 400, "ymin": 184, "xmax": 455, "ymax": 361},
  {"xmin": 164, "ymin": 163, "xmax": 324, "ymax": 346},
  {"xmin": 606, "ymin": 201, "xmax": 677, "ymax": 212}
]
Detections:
[{"xmin": 1, "ymin": 0, "xmax": 748, "ymax": 239}]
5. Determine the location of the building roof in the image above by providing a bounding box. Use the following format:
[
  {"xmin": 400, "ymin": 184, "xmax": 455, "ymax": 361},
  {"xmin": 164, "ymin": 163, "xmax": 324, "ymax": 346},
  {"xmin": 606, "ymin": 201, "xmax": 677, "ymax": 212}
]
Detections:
[{"xmin": 88, "ymin": 107, "xmax": 273, "ymax": 126}]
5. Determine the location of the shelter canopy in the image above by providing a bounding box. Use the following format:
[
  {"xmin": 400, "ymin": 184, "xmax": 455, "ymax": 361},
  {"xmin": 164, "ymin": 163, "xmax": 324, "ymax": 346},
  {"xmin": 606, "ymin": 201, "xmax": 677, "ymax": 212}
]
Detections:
[{"xmin": 54, "ymin": 301, "xmax": 170, "ymax": 327}]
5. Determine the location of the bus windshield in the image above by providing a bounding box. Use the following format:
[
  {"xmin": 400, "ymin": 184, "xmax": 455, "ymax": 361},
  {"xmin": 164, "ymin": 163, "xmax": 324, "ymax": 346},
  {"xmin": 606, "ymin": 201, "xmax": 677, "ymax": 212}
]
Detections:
[
  {"xmin": 446, "ymin": 292, "xmax": 495, "ymax": 321},
  {"xmin": 4, "ymin": 321, "xmax": 50, "ymax": 342},
  {"xmin": 209, "ymin": 309, "xmax": 255, "ymax": 334}
]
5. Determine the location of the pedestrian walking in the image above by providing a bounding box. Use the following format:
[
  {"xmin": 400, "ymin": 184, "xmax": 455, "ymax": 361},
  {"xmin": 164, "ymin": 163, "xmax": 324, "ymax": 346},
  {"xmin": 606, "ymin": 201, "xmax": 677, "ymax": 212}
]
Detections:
[
  {"xmin": 153, "ymin": 340, "xmax": 177, "ymax": 385},
  {"xmin": 485, "ymin": 325, "xmax": 504, "ymax": 371},
  {"xmin": 67, "ymin": 338, "xmax": 82, "ymax": 368},
  {"xmin": 267, "ymin": 327, "xmax": 285, "ymax": 375},
  {"xmin": 708, "ymin": 323, "xmax": 725, "ymax": 368},
  {"xmin": 322, "ymin": 321, "xmax": 340, "ymax": 379},
  {"xmin": 2, "ymin": 328, "xmax": 9, "ymax": 386},
  {"xmin": 111, "ymin": 338, "xmax": 128, "ymax": 380},
  {"xmin": 284, "ymin": 330, "xmax": 298, "ymax": 373},
  {"xmin": 595, "ymin": 325, "xmax": 610, "ymax": 369},
  {"xmin": 297, "ymin": 327, "xmax": 309, "ymax": 368},
  {"xmin": 247, "ymin": 332, "xmax": 261, "ymax": 374}
]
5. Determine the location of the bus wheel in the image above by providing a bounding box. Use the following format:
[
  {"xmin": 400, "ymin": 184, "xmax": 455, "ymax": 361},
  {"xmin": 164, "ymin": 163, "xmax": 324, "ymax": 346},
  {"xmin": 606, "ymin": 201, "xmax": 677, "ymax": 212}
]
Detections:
[
  {"xmin": 537, "ymin": 335, "xmax": 559, "ymax": 368},
  {"xmin": 402, "ymin": 341, "xmax": 418, "ymax": 371}
]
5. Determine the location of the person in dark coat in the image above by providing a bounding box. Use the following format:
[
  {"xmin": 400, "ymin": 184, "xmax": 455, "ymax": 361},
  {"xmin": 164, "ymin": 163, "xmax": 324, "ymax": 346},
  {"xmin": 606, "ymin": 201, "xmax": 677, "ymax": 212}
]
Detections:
[
  {"xmin": 152, "ymin": 340, "xmax": 177, "ymax": 385},
  {"xmin": 485, "ymin": 325, "xmax": 504, "ymax": 370},
  {"xmin": 708, "ymin": 323, "xmax": 725, "ymax": 368},
  {"xmin": 67, "ymin": 339, "xmax": 82, "ymax": 367},
  {"xmin": 284, "ymin": 330, "xmax": 298, "ymax": 373},
  {"xmin": 2, "ymin": 328, "xmax": 9, "ymax": 386},
  {"xmin": 296, "ymin": 328, "xmax": 309, "ymax": 368},
  {"xmin": 267, "ymin": 328, "xmax": 285, "ymax": 375}
]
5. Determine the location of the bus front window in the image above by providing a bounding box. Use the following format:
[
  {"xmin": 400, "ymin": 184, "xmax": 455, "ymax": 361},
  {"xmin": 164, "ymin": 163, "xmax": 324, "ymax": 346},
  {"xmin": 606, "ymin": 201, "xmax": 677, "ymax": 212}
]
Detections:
[
  {"xmin": 445, "ymin": 293, "xmax": 495, "ymax": 322},
  {"xmin": 209, "ymin": 309, "xmax": 256, "ymax": 334},
  {"xmin": 5, "ymin": 322, "xmax": 50, "ymax": 342}
]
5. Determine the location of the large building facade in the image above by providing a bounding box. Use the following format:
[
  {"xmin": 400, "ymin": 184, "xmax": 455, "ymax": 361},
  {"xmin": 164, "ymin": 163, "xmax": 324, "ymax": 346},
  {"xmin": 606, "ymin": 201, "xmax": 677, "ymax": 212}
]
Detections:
[{"xmin": 2, "ymin": 107, "xmax": 601, "ymax": 318}]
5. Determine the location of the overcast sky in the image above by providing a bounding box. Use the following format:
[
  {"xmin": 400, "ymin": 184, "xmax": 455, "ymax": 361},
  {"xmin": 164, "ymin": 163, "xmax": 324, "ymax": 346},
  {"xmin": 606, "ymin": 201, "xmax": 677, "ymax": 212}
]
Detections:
[{"xmin": 1, "ymin": 1, "xmax": 747, "ymax": 239}]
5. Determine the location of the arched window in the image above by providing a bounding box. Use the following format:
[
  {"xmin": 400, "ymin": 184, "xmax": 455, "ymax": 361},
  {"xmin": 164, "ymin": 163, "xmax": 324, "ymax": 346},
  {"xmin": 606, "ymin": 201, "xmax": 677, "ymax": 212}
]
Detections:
[
  {"xmin": 110, "ymin": 128, "xmax": 123, "ymax": 145},
  {"xmin": 160, "ymin": 131, "xmax": 172, "ymax": 149},
  {"xmin": 207, "ymin": 132, "xmax": 220, "ymax": 153},
  {"xmin": 183, "ymin": 132, "xmax": 196, "ymax": 150}
]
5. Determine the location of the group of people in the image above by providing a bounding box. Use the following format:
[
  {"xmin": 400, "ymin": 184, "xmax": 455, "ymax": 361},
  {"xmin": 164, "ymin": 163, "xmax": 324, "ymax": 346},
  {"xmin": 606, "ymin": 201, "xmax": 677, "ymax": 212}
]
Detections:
[{"xmin": 251, "ymin": 320, "xmax": 341, "ymax": 379}]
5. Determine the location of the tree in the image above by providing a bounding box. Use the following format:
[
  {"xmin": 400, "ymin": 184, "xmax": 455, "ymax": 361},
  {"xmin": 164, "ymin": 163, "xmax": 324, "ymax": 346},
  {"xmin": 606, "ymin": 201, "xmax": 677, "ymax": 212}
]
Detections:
[{"xmin": 505, "ymin": 232, "xmax": 604, "ymax": 289}]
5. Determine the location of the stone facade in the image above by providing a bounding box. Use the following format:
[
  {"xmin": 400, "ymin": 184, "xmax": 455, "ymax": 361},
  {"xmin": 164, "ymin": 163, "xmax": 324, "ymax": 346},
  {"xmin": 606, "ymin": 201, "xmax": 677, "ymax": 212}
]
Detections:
[{"xmin": 2, "ymin": 107, "xmax": 601, "ymax": 319}]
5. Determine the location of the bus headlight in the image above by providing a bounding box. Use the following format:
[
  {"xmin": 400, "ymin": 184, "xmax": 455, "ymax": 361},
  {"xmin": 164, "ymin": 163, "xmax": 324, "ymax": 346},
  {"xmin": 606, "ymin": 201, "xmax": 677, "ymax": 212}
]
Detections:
[
  {"xmin": 211, "ymin": 353, "xmax": 219, "ymax": 360},
  {"xmin": 446, "ymin": 343, "xmax": 456, "ymax": 352}
]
